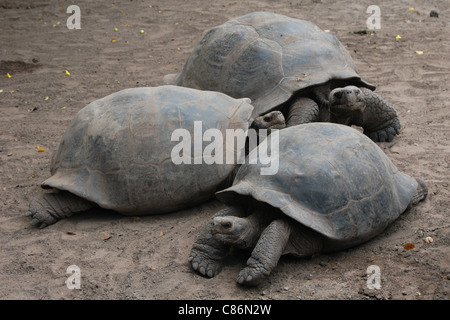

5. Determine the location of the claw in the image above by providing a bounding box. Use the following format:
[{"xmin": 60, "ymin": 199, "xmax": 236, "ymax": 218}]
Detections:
[
  {"xmin": 199, "ymin": 266, "xmax": 206, "ymax": 275},
  {"xmin": 188, "ymin": 249, "xmax": 223, "ymax": 278},
  {"xmin": 236, "ymin": 267, "xmax": 265, "ymax": 286}
]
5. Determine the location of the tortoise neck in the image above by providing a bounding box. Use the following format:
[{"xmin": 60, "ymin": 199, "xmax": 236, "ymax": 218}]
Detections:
[{"xmin": 311, "ymin": 83, "xmax": 332, "ymax": 122}]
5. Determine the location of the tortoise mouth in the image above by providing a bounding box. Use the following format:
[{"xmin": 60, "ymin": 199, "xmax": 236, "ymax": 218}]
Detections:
[{"xmin": 328, "ymin": 86, "xmax": 365, "ymax": 112}]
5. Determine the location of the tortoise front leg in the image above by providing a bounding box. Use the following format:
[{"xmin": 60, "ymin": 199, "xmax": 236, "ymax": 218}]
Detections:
[
  {"xmin": 360, "ymin": 87, "xmax": 401, "ymax": 142},
  {"xmin": 237, "ymin": 218, "xmax": 292, "ymax": 286},
  {"xmin": 285, "ymin": 97, "xmax": 323, "ymax": 127},
  {"xmin": 189, "ymin": 206, "xmax": 246, "ymax": 278}
]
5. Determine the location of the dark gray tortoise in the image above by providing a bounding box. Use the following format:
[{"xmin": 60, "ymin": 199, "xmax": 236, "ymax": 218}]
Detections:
[
  {"xmin": 164, "ymin": 11, "xmax": 401, "ymax": 142},
  {"xmin": 26, "ymin": 85, "xmax": 285, "ymax": 228},
  {"xmin": 189, "ymin": 123, "xmax": 428, "ymax": 286}
]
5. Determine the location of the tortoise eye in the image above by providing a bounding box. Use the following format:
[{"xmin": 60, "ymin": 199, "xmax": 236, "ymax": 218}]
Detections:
[{"xmin": 263, "ymin": 116, "xmax": 271, "ymax": 122}]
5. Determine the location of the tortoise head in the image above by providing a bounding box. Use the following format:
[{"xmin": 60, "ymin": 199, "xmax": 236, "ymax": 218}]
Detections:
[
  {"xmin": 250, "ymin": 111, "xmax": 286, "ymax": 131},
  {"xmin": 329, "ymin": 85, "xmax": 366, "ymax": 114},
  {"xmin": 211, "ymin": 216, "xmax": 254, "ymax": 248}
]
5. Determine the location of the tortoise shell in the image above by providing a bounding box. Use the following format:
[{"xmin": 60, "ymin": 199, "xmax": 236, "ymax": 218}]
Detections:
[
  {"xmin": 166, "ymin": 11, "xmax": 375, "ymax": 117},
  {"xmin": 216, "ymin": 123, "xmax": 418, "ymax": 247},
  {"xmin": 43, "ymin": 86, "xmax": 253, "ymax": 215}
]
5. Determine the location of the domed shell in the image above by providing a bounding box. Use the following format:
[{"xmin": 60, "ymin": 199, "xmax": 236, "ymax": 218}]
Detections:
[
  {"xmin": 43, "ymin": 86, "xmax": 253, "ymax": 215},
  {"xmin": 216, "ymin": 123, "xmax": 418, "ymax": 245},
  {"xmin": 168, "ymin": 12, "xmax": 375, "ymax": 117}
]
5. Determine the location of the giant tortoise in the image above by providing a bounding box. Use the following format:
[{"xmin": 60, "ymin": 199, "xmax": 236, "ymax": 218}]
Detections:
[
  {"xmin": 164, "ymin": 12, "xmax": 401, "ymax": 142},
  {"xmin": 26, "ymin": 85, "xmax": 284, "ymax": 228},
  {"xmin": 189, "ymin": 123, "xmax": 428, "ymax": 286}
]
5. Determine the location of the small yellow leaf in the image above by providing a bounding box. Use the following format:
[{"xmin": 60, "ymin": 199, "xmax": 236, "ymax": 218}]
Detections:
[
  {"xmin": 395, "ymin": 35, "xmax": 402, "ymax": 40},
  {"xmin": 408, "ymin": 8, "xmax": 415, "ymax": 11},
  {"xmin": 160, "ymin": 231, "xmax": 164, "ymax": 236},
  {"xmin": 0, "ymin": 89, "xmax": 3, "ymax": 93},
  {"xmin": 61, "ymin": 106, "xmax": 67, "ymax": 110},
  {"xmin": 111, "ymin": 38, "xmax": 117, "ymax": 42},
  {"xmin": 6, "ymin": 73, "xmax": 11, "ymax": 78},
  {"xmin": 114, "ymin": 27, "xmax": 118, "ymax": 31},
  {"xmin": 125, "ymin": 24, "xmax": 129, "ymax": 27},
  {"xmin": 44, "ymin": 96, "xmax": 49, "ymax": 101},
  {"xmin": 140, "ymin": 29, "xmax": 145, "ymax": 34},
  {"xmin": 415, "ymin": 50, "xmax": 424, "ymax": 55},
  {"xmin": 158, "ymin": 10, "xmax": 163, "ymax": 14},
  {"xmin": 65, "ymin": 70, "xmax": 70, "ymax": 76},
  {"xmin": 35, "ymin": 146, "xmax": 45, "ymax": 152}
]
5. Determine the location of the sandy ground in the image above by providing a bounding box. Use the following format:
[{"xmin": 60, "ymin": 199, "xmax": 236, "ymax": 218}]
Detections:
[{"xmin": 0, "ymin": 0, "xmax": 449, "ymax": 300}]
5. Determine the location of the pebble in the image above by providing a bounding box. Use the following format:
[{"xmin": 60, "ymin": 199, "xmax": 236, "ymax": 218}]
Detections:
[
  {"xmin": 430, "ymin": 10, "xmax": 439, "ymax": 18},
  {"xmin": 424, "ymin": 236, "xmax": 433, "ymax": 244},
  {"xmin": 305, "ymin": 274, "xmax": 313, "ymax": 280}
]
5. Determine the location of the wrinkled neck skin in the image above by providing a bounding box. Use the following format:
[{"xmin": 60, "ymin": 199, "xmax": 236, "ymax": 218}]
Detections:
[
  {"xmin": 231, "ymin": 214, "xmax": 264, "ymax": 249},
  {"xmin": 311, "ymin": 83, "xmax": 333, "ymax": 122},
  {"xmin": 237, "ymin": 205, "xmax": 283, "ymax": 249},
  {"xmin": 311, "ymin": 83, "xmax": 332, "ymax": 107}
]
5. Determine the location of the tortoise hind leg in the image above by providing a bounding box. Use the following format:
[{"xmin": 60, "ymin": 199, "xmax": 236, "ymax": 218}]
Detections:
[
  {"xmin": 26, "ymin": 191, "xmax": 96, "ymax": 228},
  {"xmin": 360, "ymin": 87, "xmax": 401, "ymax": 142}
]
